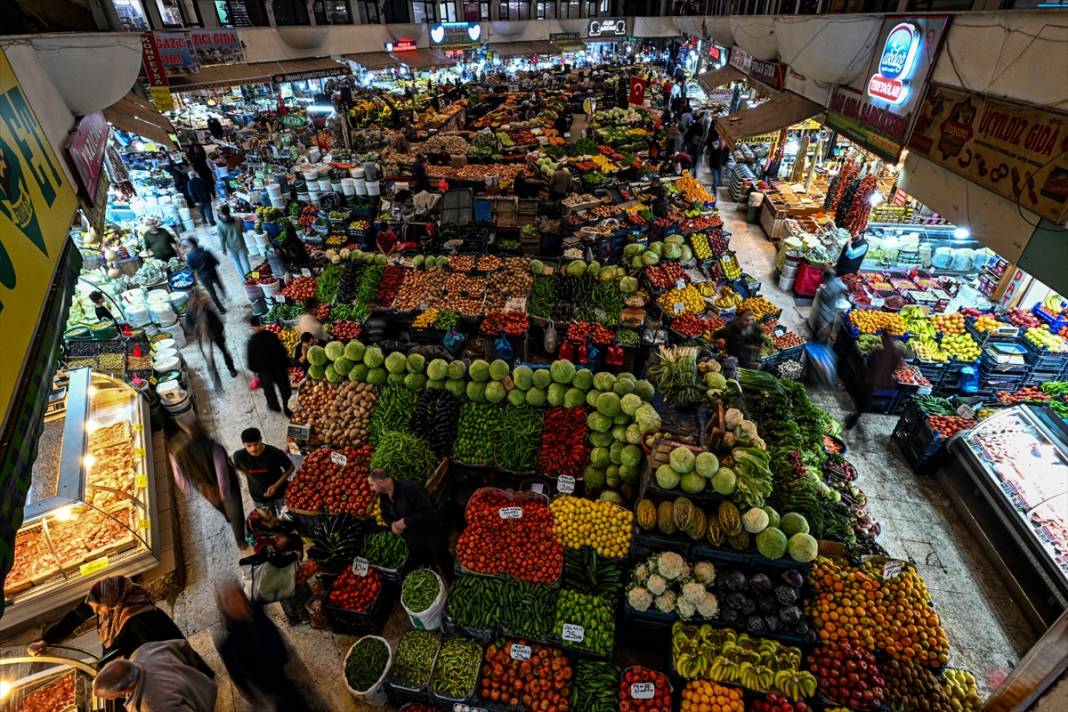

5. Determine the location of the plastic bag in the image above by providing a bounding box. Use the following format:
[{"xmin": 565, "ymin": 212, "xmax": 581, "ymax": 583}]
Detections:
[
  {"xmin": 248, "ymin": 375, "xmax": 261, "ymax": 390},
  {"xmin": 805, "ymin": 342, "xmax": 837, "ymax": 386},
  {"xmin": 443, "ymin": 328, "xmax": 466, "ymax": 355},
  {"xmin": 605, "ymin": 342, "xmax": 624, "ymax": 366},
  {"xmin": 586, "ymin": 342, "xmax": 600, "ymax": 368},
  {"xmin": 543, "ymin": 319, "xmax": 558, "ymax": 353},
  {"xmin": 559, "ymin": 339, "xmax": 574, "ymax": 361},
  {"xmin": 495, "ymin": 332, "xmax": 514, "ymax": 363}
]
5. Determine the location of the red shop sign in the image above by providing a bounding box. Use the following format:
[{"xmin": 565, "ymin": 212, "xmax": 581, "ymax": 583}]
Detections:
[
  {"xmin": 748, "ymin": 57, "xmax": 785, "ymax": 91},
  {"xmin": 140, "ymin": 31, "xmax": 168, "ymax": 87},
  {"xmin": 65, "ymin": 111, "xmax": 110, "ymax": 202}
]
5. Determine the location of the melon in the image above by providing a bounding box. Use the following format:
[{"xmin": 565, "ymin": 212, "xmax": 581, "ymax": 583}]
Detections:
[{"xmin": 657, "ymin": 500, "xmax": 677, "ymax": 535}]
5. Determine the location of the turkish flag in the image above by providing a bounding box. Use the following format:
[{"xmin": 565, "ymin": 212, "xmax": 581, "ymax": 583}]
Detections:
[{"xmin": 628, "ymin": 77, "xmax": 648, "ymax": 106}]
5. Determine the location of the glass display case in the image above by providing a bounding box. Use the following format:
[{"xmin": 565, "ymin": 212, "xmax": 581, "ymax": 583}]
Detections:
[
  {"xmin": 1, "ymin": 369, "xmax": 159, "ymax": 634},
  {"xmin": 949, "ymin": 405, "xmax": 1068, "ymax": 606},
  {"xmin": 861, "ymin": 223, "xmax": 989, "ymax": 277}
]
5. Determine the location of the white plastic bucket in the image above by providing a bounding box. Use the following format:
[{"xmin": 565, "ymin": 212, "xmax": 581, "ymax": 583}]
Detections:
[
  {"xmin": 149, "ymin": 302, "xmax": 177, "ymax": 324},
  {"xmin": 778, "ymin": 273, "xmax": 796, "ymax": 292},
  {"xmin": 353, "ymin": 178, "xmax": 367, "ymax": 196},
  {"xmin": 154, "ymin": 355, "xmax": 180, "ymax": 372},
  {"xmin": 159, "ymin": 319, "xmax": 186, "ymax": 348},
  {"xmin": 318, "ymin": 178, "xmax": 331, "ymax": 192},
  {"xmin": 302, "ymin": 169, "xmax": 319, "ymax": 182},
  {"xmin": 308, "ymin": 147, "xmax": 322, "ymax": 163},
  {"xmin": 267, "ymin": 183, "xmax": 283, "ymax": 198},
  {"xmin": 341, "ymin": 178, "xmax": 356, "ymax": 196},
  {"xmin": 168, "ymin": 290, "xmax": 190, "ymax": 316},
  {"xmin": 366, "ymin": 180, "xmax": 380, "ymax": 196},
  {"xmin": 401, "ymin": 570, "xmax": 446, "ymax": 631},
  {"xmin": 126, "ymin": 303, "xmax": 152, "ymax": 328},
  {"xmin": 153, "ymin": 347, "xmax": 178, "ymax": 364},
  {"xmin": 350, "ymin": 167, "xmax": 365, "ymax": 180},
  {"xmin": 260, "ymin": 277, "xmax": 282, "ymax": 298},
  {"xmin": 153, "ymin": 338, "xmax": 176, "ymax": 352},
  {"xmin": 270, "ymin": 195, "xmax": 287, "ymax": 208},
  {"xmin": 343, "ymin": 636, "xmax": 392, "ymax": 706}
]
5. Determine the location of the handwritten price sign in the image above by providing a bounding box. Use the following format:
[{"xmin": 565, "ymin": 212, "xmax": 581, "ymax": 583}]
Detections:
[
  {"xmin": 499, "ymin": 507, "xmax": 523, "ymax": 519},
  {"xmin": 561, "ymin": 623, "xmax": 585, "ymax": 642}
]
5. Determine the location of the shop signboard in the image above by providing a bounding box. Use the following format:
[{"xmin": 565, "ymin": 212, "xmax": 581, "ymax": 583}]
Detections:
[
  {"xmin": 0, "ymin": 47, "xmax": 80, "ymax": 444},
  {"xmin": 139, "ymin": 32, "xmax": 176, "ymax": 112},
  {"xmin": 825, "ymin": 15, "xmax": 950, "ymax": 164},
  {"xmin": 587, "ymin": 18, "xmax": 628, "ymax": 38},
  {"xmin": 909, "ymin": 84, "xmax": 1068, "ymax": 224},
  {"xmin": 748, "ymin": 57, "xmax": 785, "ymax": 91},
  {"xmin": 385, "ymin": 38, "xmax": 417, "ymax": 52},
  {"xmin": 707, "ymin": 43, "xmax": 728, "ymax": 69},
  {"xmin": 550, "ymin": 32, "xmax": 580, "ymax": 41},
  {"xmin": 64, "ymin": 111, "xmax": 109, "ymax": 202},
  {"xmin": 189, "ymin": 28, "xmax": 245, "ymax": 66},
  {"xmin": 428, "ymin": 22, "xmax": 482, "ymax": 49},
  {"xmin": 152, "ymin": 31, "xmax": 200, "ymax": 76},
  {"xmin": 728, "ymin": 46, "xmax": 750, "ymax": 75}
]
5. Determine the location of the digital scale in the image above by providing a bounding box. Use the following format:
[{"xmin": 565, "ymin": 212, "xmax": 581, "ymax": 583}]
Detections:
[{"xmin": 984, "ymin": 342, "xmax": 1029, "ymax": 369}]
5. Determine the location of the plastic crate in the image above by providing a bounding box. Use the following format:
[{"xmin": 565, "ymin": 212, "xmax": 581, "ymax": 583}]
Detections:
[
  {"xmin": 1022, "ymin": 339, "xmax": 1068, "ymax": 372},
  {"xmin": 1032, "ymin": 303, "xmax": 1068, "ymax": 332},
  {"xmin": 966, "ymin": 318, "xmax": 1020, "ymax": 345},
  {"xmin": 323, "ymin": 579, "xmax": 394, "ymax": 634}
]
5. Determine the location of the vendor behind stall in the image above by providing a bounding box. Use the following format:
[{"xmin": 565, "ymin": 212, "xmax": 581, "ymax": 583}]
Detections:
[
  {"xmin": 368, "ymin": 468, "xmax": 453, "ymax": 581},
  {"xmin": 549, "ymin": 165, "xmax": 572, "ymax": 201},
  {"xmin": 835, "ymin": 235, "xmax": 870, "ymax": 277},
  {"xmin": 714, "ymin": 309, "xmax": 764, "ymax": 369},
  {"xmin": 142, "ymin": 217, "xmax": 179, "ymax": 261}
]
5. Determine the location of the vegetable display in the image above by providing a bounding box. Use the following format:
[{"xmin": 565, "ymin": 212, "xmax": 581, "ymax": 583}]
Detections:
[
  {"xmin": 411, "ymin": 389, "xmax": 461, "ymax": 457},
  {"xmin": 401, "ymin": 568, "xmax": 440, "ymax": 613},
  {"xmin": 284, "ymin": 446, "xmax": 374, "ymax": 515},
  {"xmin": 327, "ymin": 566, "xmax": 382, "ymax": 613},
  {"xmin": 446, "ymin": 575, "xmax": 557, "ymax": 639},
  {"xmin": 479, "ymin": 640, "xmax": 573, "ymax": 710},
  {"xmin": 430, "ymin": 637, "xmax": 482, "ymax": 699},
  {"xmin": 369, "ymin": 430, "xmax": 438, "ymax": 482},
  {"xmin": 456, "ymin": 490, "xmax": 563, "ymax": 584},
  {"xmin": 572, "ymin": 660, "xmax": 618, "ymax": 712},
  {"xmin": 562, "ymin": 548, "xmax": 623, "ymax": 602},
  {"xmin": 554, "ymin": 588, "xmax": 614, "ymax": 656},
  {"xmin": 390, "ymin": 629, "xmax": 441, "ymax": 689},
  {"xmin": 361, "ymin": 530, "xmax": 407, "ymax": 570},
  {"xmin": 453, "ymin": 402, "xmax": 500, "ymax": 465},
  {"xmin": 344, "ymin": 636, "xmax": 390, "ymax": 692},
  {"xmin": 619, "ymin": 667, "xmax": 671, "ymax": 712},
  {"xmin": 538, "ymin": 406, "xmax": 591, "ymax": 479},
  {"xmin": 368, "ymin": 384, "xmax": 417, "ymax": 444},
  {"xmin": 495, "ymin": 405, "xmax": 543, "ymax": 472}
]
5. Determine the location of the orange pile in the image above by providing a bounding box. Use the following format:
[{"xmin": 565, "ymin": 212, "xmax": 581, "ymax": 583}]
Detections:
[
  {"xmin": 931, "ymin": 312, "xmax": 965, "ymax": 334},
  {"xmin": 680, "ymin": 681, "xmax": 744, "ymax": 711},
  {"xmin": 805, "ymin": 557, "xmax": 949, "ymax": 668}
]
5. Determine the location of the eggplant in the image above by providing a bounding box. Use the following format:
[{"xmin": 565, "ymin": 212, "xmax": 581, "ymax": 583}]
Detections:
[
  {"xmin": 737, "ymin": 596, "xmax": 756, "ymax": 616},
  {"xmin": 781, "ymin": 568, "xmax": 804, "ymax": 589},
  {"xmin": 749, "ymin": 572, "xmax": 773, "ymax": 595},
  {"xmin": 725, "ymin": 592, "xmax": 748, "ymax": 612},
  {"xmin": 720, "ymin": 606, "xmax": 740, "ymax": 624},
  {"xmin": 763, "ymin": 615, "xmax": 782, "ymax": 633},
  {"xmin": 724, "ymin": 570, "xmax": 748, "ymax": 592},
  {"xmin": 758, "ymin": 595, "xmax": 778, "ymax": 614}
]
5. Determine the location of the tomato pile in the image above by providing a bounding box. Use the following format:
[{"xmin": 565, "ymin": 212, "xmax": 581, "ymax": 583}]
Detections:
[
  {"xmin": 538, "ymin": 407, "xmax": 591, "ymax": 479},
  {"xmin": 280, "ymin": 276, "xmax": 317, "ymax": 302},
  {"xmin": 672, "ymin": 313, "xmax": 724, "ymax": 338},
  {"xmin": 772, "ymin": 332, "xmax": 805, "ymax": 351},
  {"xmin": 329, "ymin": 320, "xmax": 363, "ymax": 341},
  {"xmin": 893, "ymin": 364, "xmax": 931, "ymax": 387},
  {"xmin": 619, "ymin": 666, "xmax": 671, "ymax": 712},
  {"xmin": 327, "ymin": 566, "xmax": 382, "ymax": 612},
  {"xmin": 478, "ymin": 640, "xmax": 573, "ymax": 709},
  {"xmin": 481, "ymin": 310, "xmax": 529, "ymax": 336},
  {"xmin": 808, "ymin": 643, "xmax": 885, "ymax": 710},
  {"xmin": 997, "ymin": 386, "xmax": 1050, "ymax": 404},
  {"xmin": 645, "ymin": 262, "xmax": 689, "ymax": 290},
  {"xmin": 926, "ymin": 415, "xmax": 975, "ymax": 439},
  {"xmin": 284, "ymin": 445, "xmax": 375, "ymax": 515},
  {"xmin": 456, "ymin": 490, "xmax": 563, "ymax": 584},
  {"xmin": 568, "ymin": 320, "xmax": 615, "ymax": 346},
  {"xmin": 679, "ymin": 215, "xmax": 723, "ymax": 232},
  {"xmin": 313, "ymin": 302, "xmax": 331, "ymax": 321}
]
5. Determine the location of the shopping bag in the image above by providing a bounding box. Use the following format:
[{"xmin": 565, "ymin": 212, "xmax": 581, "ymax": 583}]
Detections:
[
  {"xmin": 543, "ymin": 319, "xmax": 559, "ymax": 354},
  {"xmin": 495, "ymin": 332, "xmax": 514, "ymax": 363},
  {"xmin": 248, "ymin": 375, "xmax": 261, "ymax": 390},
  {"xmin": 558, "ymin": 339, "xmax": 574, "ymax": 361},
  {"xmin": 443, "ymin": 328, "xmax": 466, "ymax": 355},
  {"xmin": 805, "ymin": 343, "xmax": 837, "ymax": 386},
  {"xmin": 605, "ymin": 342, "xmax": 624, "ymax": 366},
  {"xmin": 243, "ymin": 560, "xmax": 297, "ymax": 603}
]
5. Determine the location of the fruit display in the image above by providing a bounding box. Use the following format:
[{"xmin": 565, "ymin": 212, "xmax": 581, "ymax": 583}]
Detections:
[
  {"xmin": 672, "ymin": 312, "xmax": 726, "ymax": 338},
  {"xmin": 478, "ymin": 640, "xmax": 573, "ymax": 709},
  {"xmin": 618, "ymin": 666, "xmax": 671, "ymax": 712},
  {"xmin": 1006, "ymin": 306, "xmax": 1042, "ymax": 328},
  {"xmin": 659, "ymin": 284, "xmax": 705, "ymax": 314},
  {"xmin": 327, "ymin": 566, "xmax": 383, "ymax": 613},
  {"xmin": 713, "ymin": 285, "xmax": 743, "ymax": 310},
  {"xmin": 284, "ymin": 446, "xmax": 375, "ymax": 515},
  {"xmin": 644, "ymin": 262, "xmax": 689, "ymax": 290},
  {"xmin": 551, "ymin": 496, "xmax": 633, "ymax": 558},
  {"xmin": 672, "ymin": 623, "xmax": 816, "ymax": 700},
  {"xmin": 940, "ymin": 332, "xmax": 980, "ymax": 361},
  {"xmin": 678, "ymin": 171, "xmax": 715, "ymax": 204},
  {"xmin": 927, "ymin": 414, "xmax": 976, "ymax": 439},
  {"xmin": 456, "ymin": 489, "xmax": 563, "ymax": 584},
  {"xmin": 848, "ymin": 309, "xmax": 905, "ymax": 335},
  {"xmin": 679, "ymin": 680, "xmax": 744, "ymax": 711},
  {"xmin": 7, "ymin": 672, "xmax": 76, "ymax": 712},
  {"xmin": 971, "ymin": 314, "xmax": 1012, "ymax": 334},
  {"xmin": 807, "ymin": 643, "xmax": 884, "ymax": 710},
  {"xmin": 280, "ymin": 275, "xmax": 317, "ymax": 302},
  {"xmin": 739, "ymin": 296, "xmax": 779, "ymax": 321},
  {"xmin": 1024, "ymin": 326, "xmax": 1068, "ymax": 352},
  {"xmin": 715, "ymin": 567, "xmax": 810, "ymax": 639},
  {"xmin": 943, "ymin": 668, "xmax": 983, "ymax": 710},
  {"xmin": 555, "ymin": 588, "xmax": 615, "ymax": 656},
  {"xmin": 931, "ymin": 311, "xmax": 966, "ymax": 334},
  {"xmin": 806, "ymin": 557, "xmax": 949, "ymax": 667},
  {"xmin": 626, "ymin": 552, "xmax": 719, "ymax": 620},
  {"xmin": 881, "ymin": 657, "xmax": 954, "ymax": 711},
  {"xmin": 892, "ymin": 363, "xmax": 931, "ymax": 387}
]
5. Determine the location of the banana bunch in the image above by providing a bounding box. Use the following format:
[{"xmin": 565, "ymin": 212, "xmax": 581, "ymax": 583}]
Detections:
[
  {"xmin": 910, "ymin": 337, "xmax": 948, "ymax": 362},
  {"xmin": 674, "ymin": 650, "xmax": 713, "ymax": 679},
  {"xmin": 736, "ymin": 661, "xmax": 775, "ymax": 691},
  {"xmin": 714, "ymin": 286, "xmax": 743, "ymax": 309},
  {"xmin": 901, "ymin": 307, "xmax": 937, "ymax": 340},
  {"xmin": 772, "ymin": 670, "xmax": 818, "ymax": 701},
  {"xmin": 697, "ymin": 280, "xmax": 718, "ymax": 297}
]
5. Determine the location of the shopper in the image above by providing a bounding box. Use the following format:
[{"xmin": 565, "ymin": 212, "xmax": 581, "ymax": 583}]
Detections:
[
  {"xmin": 246, "ymin": 316, "xmax": 294, "ymax": 416},
  {"xmin": 216, "ymin": 204, "xmax": 251, "ymax": 280},
  {"xmin": 548, "ymin": 164, "xmax": 572, "ymax": 201},
  {"xmin": 232, "ymin": 427, "xmax": 294, "ymax": 510},
  {"xmin": 142, "ymin": 217, "xmax": 179, "ymax": 262},
  {"xmin": 168, "ymin": 420, "xmax": 245, "ymax": 547},
  {"xmin": 810, "ymin": 267, "xmax": 850, "ymax": 342},
  {"xmin": 90, "ymin": 290, "xmax": 117, "ymax": 324},
  {"xmin": 835, "ymin": 234, "xmax": 870, "ymax": 277},
  {"xmin": 706, "ymin": 139, "xmax": 731, "ymax": 196},
  {"xmin": 186, "ymin": 142, "xmax": 216, "ymax": 199},
  {"xmin": 187, "ymin": 169, "xmax": 216, "ymax": 227},
  {"xmin": 845, "ymin": 331, "xmax": 903, "ymax": 430},
  {"xmin": 28, "ymin": 576, "xmax": 210, "ymax": 675},
  {"xmin": 666, "ymin": 124, "xmax": 684, "ymax": 156},
  {"xmin": 214, "ymin": 580, "xmax": 307, "ymax": 712},
  {"xmin": 295, "ymin": 331, "xmax": 318, "ymax": 372},
  {"xmin": 411, "ymin": 153, "xmax": 430, "ymax": 193},
  {"xmin": 713, "ymin": 308, "xmax": 764, "ymax": 369},
  {"xmin": 368, "ymin": 468, "xmax": 454, "ymax": 581},
  {"xmin": 295, "ymin": 303, "xmax": 325, "ymax": 343},
  {"xmin": 684, "ymin": 121, "xmax": 705, "ymax": 170},
  {"xmin": 184, "ymin": 237, "xmax": 227, "ymax": 314},
  {"xmin": 649, "ymin": 176, "xmax": 669, "ymax": 220},
  {"xmin": 93, "ymin": 640, "xmax": 217, "ymax": 712}
]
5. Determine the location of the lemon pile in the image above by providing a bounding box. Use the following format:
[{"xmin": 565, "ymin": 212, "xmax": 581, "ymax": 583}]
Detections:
[{"xmin": 550, "ymin": 496, "xmax": 633, "ymax": 559}]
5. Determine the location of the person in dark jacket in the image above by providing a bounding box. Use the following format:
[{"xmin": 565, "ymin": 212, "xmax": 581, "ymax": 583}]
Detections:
[
  {"xmin": 164, "ymin": 158, "xmax": 192, "ymax": 207},
  {"xmin": 185, "ymin": 289, "xmax": 237, "ymax": 389},
  {"xmin": 369, "ymin": 468, "xmax": 453, "ymax": 581},
  {"xmin": 713, "ymin": 308, "xmax": 765, "ymax": 369},
  {"xmin": 411, "ymin": 154, "xmax": 430, "ymax": 193},
  {"xmin": 90, "ymin": 290, "xmax": 117, "ymax": 324},
  {"xmin": 168, "ymin": 419, "xmax": 245, "ymax": 546},
  {"xmin": 186, "ymin": 169, "xmax": 215, "ymax": 226},
  {"xmin": 29, "ymin": 576, "xmax": 212, "ymax": 676},
  {"xmin": 706, "ymin": 139, "xmax": 731, "ymax": 196},
  {"xmin": 845, "ymin": 331, "xmax": 903, "ymax": 430},
  {"xmin": 186, "ymin": 142, "xmax": 216, "ymax": 199},
  {"xmin": 835, "ymin": 234, "xmax": 870, "ymax": 277},
  {"xmin": 214, "ymin": 580, "xmax": 306, "ymax": 712},
  {"xmin": 246, "ymin": 316, "xmax": 293, "ymax": 416},
  {"xmin": 184, "ymin": 237, "xmax": 226, "ymax": 313},
  {"xmin": 648, "ymin": 176, "xmax": 670, "ymax": 219}
]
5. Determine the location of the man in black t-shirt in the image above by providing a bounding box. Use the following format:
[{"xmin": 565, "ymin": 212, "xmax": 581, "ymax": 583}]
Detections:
[{"xmin": 231, "ymin": 428, "xmax": 294, "ymax": 510}]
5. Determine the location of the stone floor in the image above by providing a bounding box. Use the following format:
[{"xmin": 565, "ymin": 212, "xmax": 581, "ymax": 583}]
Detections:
[{"xmin": 6, "ymin": 182, "xmax": 1036, "ymax": 709}]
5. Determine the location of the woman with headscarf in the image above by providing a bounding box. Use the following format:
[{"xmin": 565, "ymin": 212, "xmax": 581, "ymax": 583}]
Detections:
[{"xmin": 28, "ymin": 576, "xmax": 211, "ymax": 674}]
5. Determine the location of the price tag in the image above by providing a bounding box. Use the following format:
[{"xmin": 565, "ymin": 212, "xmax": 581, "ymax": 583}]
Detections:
[
  {"xmin": 134, "ymin": 474, "xmax": 148, "ymax": 489},
  {"xmin": 509, "ymin": 643, "xmax": 532, "ymax": 661},
  {"xmin": 251, "ymin": 271, "xmax": 260, "ymax": 280},
  {"xmin": 562, "ymin": 623, "xmax": 585, "ymax": 642},
  {"xmin": 132, "ymin": 424, "xmax": 143, "ymax": 432},
  {"xmin": 301, "ymin": 268, "xmax": 313, "ymax": 278},
  {"xmin": 79, "ymin": 556, "xmax": 110, "ymax": 577},
  {"xmin": 676, "ymin": 278, "xmax": 686, "ymax": 290},
  {"xmin": 956, "ymin": 404, "xmax": 976, "ymax": 419},
  {"xmin": 275, "ymin": 295, "xmax": 286, "ymax": 304},
  {"xmin": 557, "ymin": 475, "xmax": 576, "ymax": 494},
  {"xmin": 330, "ymin": 451, "xmax": 348, "ymax": 467},
  {"xmin": 138, "ymin": 518, "xmax": 151, "ymax": 530},
  {"xmin": 673, "ymin": 302, "xmax": 685, "ymax": 314},
  {"xmin": 630, "ymin": 682, "xmax": 656, "ymax": 699},
  {"xmin": 882, "ymin": 560, "xmax": 905, "ymax": 579},
  {"xmin": 352, "ymin": 557, "xmax": 370, "ymax": 576},
  {"xmin": 134, "ymin": 447, "xmax": 145, "ymax": 458},
  {"xmin": 499, "ymin": 506, "xmax": 523, "ymax": 520}
]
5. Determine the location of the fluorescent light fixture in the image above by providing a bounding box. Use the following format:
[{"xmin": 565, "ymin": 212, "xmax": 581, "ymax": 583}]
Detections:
[
  {"xmin": 0, "ymin": 681, "xmax": 12, "ymax": 700},
  {"xmin": 306, "ymin": 105, "xmax": 335, "ymax": 114},
  {"xmin": 869, "ymin": 192, "xmax": 885, "ymax": 206},
  {"xmin": 953, "ymin": 227, "xmax": 971, "ymax": 239}
]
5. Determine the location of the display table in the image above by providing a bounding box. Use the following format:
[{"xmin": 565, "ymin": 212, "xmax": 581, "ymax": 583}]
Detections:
[{"xmin": 758, "ymin": 184, "xmax": 830, "ymax": 241}]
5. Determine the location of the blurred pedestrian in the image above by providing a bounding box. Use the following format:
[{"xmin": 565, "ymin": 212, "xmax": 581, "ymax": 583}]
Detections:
[
  {"xmin": 214, "ymin": 581, "xmax": 307, "ymax": 712},
  {"xmin": 810, "ymin": 266, "xmax": 850, "ymax": 343},
  {"xmin": 231, "ymin": 427, "xmax": 294, "ymax": 511},
  {"xmin": 184, "ymin": 237, "xmax": 227, "ymax": 314},
  {"xmin": 186, "ymin": 142, "xmax": 216, "ymax": 199},
  {"xmin": 706, "ymin": 139, "xmax": 731, "ymax": 196},
  {"xmin": 835, "ymin": 234, "xmax": 870, "ymax": 277},
  {"xmin": 186, "ymin": 290, "xmax": 237, "ymax": 390},
  {"xmin": 93, "ymin": 640, "xmax": 217, "ymax": 712},
  {"xmin": 713, "ymin": 308, "xmax": 764, "ymax": 369},
  {"xmin": 295, "ymin": 303, "xmax": 325, "ymax": 342},
  {"xmin": 187, "ymin": 168, "xmax": 215, "ymax": 227},
  {"xmin": 845, "ymin": 331, "xmax": 903, "ymax": 430},
  {"xmin": 168, "ymin": 420, "xmax": 245, "ymax": 547},
  {"xmin": 217, "ymin": 204, "xmax": 251, "ymax": 280},
  {"xmin": 246, "ymin": 317, "xmax": 294, "ymax": 416}
]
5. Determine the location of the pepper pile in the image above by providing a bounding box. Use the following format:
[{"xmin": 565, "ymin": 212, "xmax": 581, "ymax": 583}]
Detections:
[
  {"xmin": 481, "ymin": 310, "xmax": 528, "ymax": 336},
  {"xmin": 555, "ymin": 589, "xmax": 615, "ymax": 656},
  {"xmin": 572, "ymin": 660, "xmax": 618, "ymax": 712},
  {"xmin": 538, "ymin": 407, "xmax": 591, "ymax": 479},
  {"xmin": 446, "ymin": 575, "xmax": 557, "ymax": 638},
  {"xmin": 327, "ymin": 566, "xmax": 382, "ymax": 613},
  {"xmin": 429, "ymin": 637, "xmax": 482, "ymax": 700},
  {"xmin": 456, "ymin": 490, "xmax": 563, "ymax": 584},
  {"xmin": 375, "ymin": 265, "xmax": 406, "ymax": 306},
  {"xmin": 390, "ymin": 629, "xmax": 441, "ymax": 690},
  {"xmin": 328, "ymin": 320, "xmax": 362, "ymax": 341}
]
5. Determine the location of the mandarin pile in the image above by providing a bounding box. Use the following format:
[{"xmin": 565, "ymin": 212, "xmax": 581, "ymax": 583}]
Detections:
[{"xmin": 680, "ymin": 680, "xmax": 744, "ymax": 712}]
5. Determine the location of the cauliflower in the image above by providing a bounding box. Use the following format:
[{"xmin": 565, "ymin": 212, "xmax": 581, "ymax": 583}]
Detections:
[
  {"xmin": 646, "ymin": 573, "xmax": 667, "ymax": 596},
  {"xmin": 725, "ymin": 407, "xmax": 744, "ymax": 429},
  {"xmin": 696, "ymin": 591, "xmax": 720, "ymax": 619},
  {"xmin": 654, "ymin": 590, "xmax": 676, "ymax": 613},
  {"xmin": 656, "ymin": 551, "xmax": 686, "ymax": 581},
  {"xmin": 722, "ymin": 431, "xmax": 737, "ymax": 447},
  {"xmin": 693, "ymin": 561, "xmax": 716, "ymax": 586},
  {"xmin": 627, "ymin": 586, "xmax": 653, "ymax": 612},
  {"xmin": 632, "ymin": 562, "xmax": 650, "ymax": 585},
  {"xmin": 675, "ymin": 596, "xmax": 696, "ymax": 620},
  {"xmin": 681, "ymin": 581, "xmax": 706, "ymax": 607}
]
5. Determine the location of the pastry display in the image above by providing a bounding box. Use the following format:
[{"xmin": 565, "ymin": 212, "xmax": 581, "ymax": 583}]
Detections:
[
  {"xmin": 86, "ymin": 419, "xmax": 137, "ymax": 511},
  {"xmin": 4, "ymin": 527, "xmax": 60, "ymax": 595},
  {"xmin": 7, "ymin": 671, "xmax": 77, "ymax": 712}
]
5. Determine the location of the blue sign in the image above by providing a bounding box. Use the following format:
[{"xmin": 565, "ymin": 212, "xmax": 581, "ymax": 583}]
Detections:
[{"xmin": 868, "ymin": 22, "xmax": 920, "ymax": 105}]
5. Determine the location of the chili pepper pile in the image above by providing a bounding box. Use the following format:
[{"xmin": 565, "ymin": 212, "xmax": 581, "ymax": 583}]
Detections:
[
  {"xmin": 481, "ymin": 310, "xmax": 529, "ymax": 336},
  {"xmin": 538, "ymin": 407, "xmax": 591, "ymax": 478},
  {"xmin": 361, "ymin": 530, "xmax": 407, "ymax": 570},
  {"xmin": 453, "ymin": 402, "xmax": 499, "ymax": 465},
  {"xmin": 429, "ymin": 637, "xmax": 481, "ymax": 700},
  {"xmin": 401, "ymin": 568, "xmax": 441, "ymax": 613},
  {"xmin": 390, "ymin": 629, "xmax": 441, "ymax": 690},
  {"xmin": 568, "ymin": 320, "xmax": 615, "ymax": 346},
  {"xmin": 280, "ymin": 276, "xmax": 317, "ymax": 302},
  {"xmin": 478, "ymin": 640, "xmax": 573, "ymax": 710},
  {"xmin": 344, "ymin": 636, "xmax": 389, "ymax": 692},
  {"xmin": 555, "ymin": 588, "xmax": 615, "ymax": 656},
  {"xmin": 327, "ymin": 566, "xmax": 382, "ymax": 613},
  {"xmin": 284, "ymin": 446, "xmax": 374, "ymax": 515},
  {"xmin": 375, "ymin": 265, "xmax": 406, "ymax": 306},
  {"xmin": 456, "ymin": 490, "xmax": 563, "ymax": 584},
  {"xmin": 496, "ymin": 405, "xmax": 544, "ymax": 472}
]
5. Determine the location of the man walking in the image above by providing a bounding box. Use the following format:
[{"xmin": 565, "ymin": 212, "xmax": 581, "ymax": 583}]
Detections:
[
  {"xmin": 185, "ymin": 290, "xmax": 237, "ymax": 390},
  {"xmin": 184, "ymin": 237, "xmax": 227, "ymax": 314},
  {"xmin": 231, "ymin": 428, "xmax": 294, "ymax": 511},
  {"xmin": 216, "ymin": 204, "xmax": 251, "ymax": 280},
  {"xmin": 187, "ymin": 167, "xmax": 216, "ymax": 227},
  {"xmin": 246, "ymin": 316, "xmax": 293, "ymax": 416}
]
